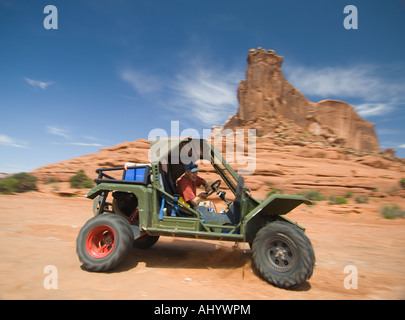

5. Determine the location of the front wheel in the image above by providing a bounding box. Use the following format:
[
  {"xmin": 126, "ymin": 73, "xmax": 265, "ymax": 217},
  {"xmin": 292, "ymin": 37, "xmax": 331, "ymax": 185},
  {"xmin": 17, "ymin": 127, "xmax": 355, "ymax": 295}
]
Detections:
[
  {"xmin": 76, "ymin": 214, "xmax": 133, "ymax": 272},
  {"xmin": 252, "ymin": 221, "xmax": 315, "ymax": 289}
]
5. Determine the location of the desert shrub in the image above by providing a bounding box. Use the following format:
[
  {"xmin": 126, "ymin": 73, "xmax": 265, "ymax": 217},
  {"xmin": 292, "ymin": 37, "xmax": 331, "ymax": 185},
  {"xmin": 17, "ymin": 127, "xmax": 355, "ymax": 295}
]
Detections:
[
  {"xmin": 70, "ymin": 170, "xmax": 94, "ymax": 189},
  {"xmin": 355, "ymin": 196, "xmax": 369, "ymax": 204},
  {"xmin": 380, "ymin": 205, "xmax": 405, "ymax": 219},
  {"xmin": 400, "ymin": 178, "xmax": 405, "ymax": 189},
  {"xmin": 0, "ymin": 173, "xmax": 38, "ymax": 194},
  {"xmin": 82, "ymin": 179, "xmax": 95, "ymax": 188},
  {"xmin": 12, "ymin": 172, "xmax": 38, "ymax": 192},
  {"xmin": 44, "ymin": 177, "xmax": 57, "ymax": 184},
  {"xmin": 329, "ymin": 196, "xmax": 348, "ymax": 205},
  {"xmin": 297, "ymin": 189, "xmax": 325, "ymax": 201},
  {"xmin": 0, "ymin": 177, "xmax": 19, "ymax": 194}
]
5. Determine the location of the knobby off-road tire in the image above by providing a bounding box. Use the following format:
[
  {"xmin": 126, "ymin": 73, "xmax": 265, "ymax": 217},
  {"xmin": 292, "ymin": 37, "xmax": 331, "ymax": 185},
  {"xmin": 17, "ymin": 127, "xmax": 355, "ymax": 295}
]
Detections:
[
  {"xmin": 76, "ymin": 214, "xmax": 133, "ymax": 272},
  {"xmin": 252, "ymin": 221, "xmax": 315, "ymax": 289}
]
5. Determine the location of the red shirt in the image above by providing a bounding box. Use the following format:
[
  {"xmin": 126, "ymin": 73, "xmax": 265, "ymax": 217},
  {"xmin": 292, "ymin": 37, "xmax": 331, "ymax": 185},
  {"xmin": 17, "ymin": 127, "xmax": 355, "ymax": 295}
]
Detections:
[{"xmin": 176, "ymin": 175, "xmax": 204, "ymax": 203}]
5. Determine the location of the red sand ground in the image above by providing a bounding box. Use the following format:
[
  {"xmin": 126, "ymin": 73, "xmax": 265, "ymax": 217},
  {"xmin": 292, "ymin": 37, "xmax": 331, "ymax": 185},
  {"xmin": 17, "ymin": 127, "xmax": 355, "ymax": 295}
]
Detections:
[{"xmin": 1, "ymin": 192, "xmax": 404, "ymax": 300}]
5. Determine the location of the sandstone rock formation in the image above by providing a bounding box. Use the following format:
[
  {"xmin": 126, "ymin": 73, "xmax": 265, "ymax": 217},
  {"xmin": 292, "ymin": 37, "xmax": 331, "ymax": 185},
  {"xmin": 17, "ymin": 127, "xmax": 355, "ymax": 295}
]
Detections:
[
  {"xmin": 29, "ymin": 134, "xmax": 405, "ymax": 201},
  {"xmin": 29, "ymin": 48, "xmax": 404, "ymax": 201},
  {"xmin": 223, "ymin": 48, "xmax": 380, "ymax": 153}
]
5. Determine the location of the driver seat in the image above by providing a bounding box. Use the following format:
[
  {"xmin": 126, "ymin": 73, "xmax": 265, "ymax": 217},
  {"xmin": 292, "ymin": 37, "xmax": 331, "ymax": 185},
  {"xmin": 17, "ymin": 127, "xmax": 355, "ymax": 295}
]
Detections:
[{"xmin": 225, "ymin": 176, "xmax": 244, "ymax": 224}]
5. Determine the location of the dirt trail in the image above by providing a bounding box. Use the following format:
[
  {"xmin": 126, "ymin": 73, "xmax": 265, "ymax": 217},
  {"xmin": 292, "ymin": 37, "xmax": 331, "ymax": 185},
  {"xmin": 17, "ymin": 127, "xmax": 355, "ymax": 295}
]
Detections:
[{"xmin": 1, "ymin": 192, "xmax": 404, "ymax": 300}]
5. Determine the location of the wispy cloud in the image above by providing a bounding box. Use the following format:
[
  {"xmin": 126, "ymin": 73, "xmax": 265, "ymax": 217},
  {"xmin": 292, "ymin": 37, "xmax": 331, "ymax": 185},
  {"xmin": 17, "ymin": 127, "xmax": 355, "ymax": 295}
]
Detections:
[
  {"xmin": 120, "ymin": 69, "xmax": 162, "ymax": 96},
  {"xmin": 24, "ymin": 77, "xmax": 53, "ymax": 90},
  {"xmin": 69, "ymin": 142, "xmax": 103, "ymax": 147},
  {"xmin": 47, "ymin": 126, "xmax": 103, "ymax": 147},
  {"xmin": 46, "ymin": 126, "xmax": 71, "ymax": 140},
  {"xmin": 354, "ymin": 103, "xmax": 395, "ymax": 117},
  {"xmin": 171, "ymin": 66, "xmax": 242, "ymax": 126},
  {"xmin": 120, "ymin": 58, "xmax": 243, "ymax": 127},
  {"xmin": 0, "ymin": 134, "xmax": 28, "ymax": 148},
  {"xmin": 284, "ymin": 63, "xmax": 405, "ymax": 117}
]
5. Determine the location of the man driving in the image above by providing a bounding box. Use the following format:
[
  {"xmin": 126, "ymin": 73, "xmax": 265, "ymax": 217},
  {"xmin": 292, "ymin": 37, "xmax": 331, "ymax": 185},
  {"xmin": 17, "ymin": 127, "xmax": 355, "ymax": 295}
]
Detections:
[
  {"xmin": 176, "ymin": 162, "xmax": 232, "ymax": 222},
  {"xmin": 176, "ymin": 162, "xmax": 211, "ymax": 208}
]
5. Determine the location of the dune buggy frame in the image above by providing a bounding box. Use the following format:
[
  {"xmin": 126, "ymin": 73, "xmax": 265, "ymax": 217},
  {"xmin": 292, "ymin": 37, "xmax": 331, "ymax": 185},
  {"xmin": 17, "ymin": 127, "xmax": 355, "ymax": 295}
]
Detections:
[{"xmin": 76, "ymin": 137, "xmax": 315, "ymax": 289}]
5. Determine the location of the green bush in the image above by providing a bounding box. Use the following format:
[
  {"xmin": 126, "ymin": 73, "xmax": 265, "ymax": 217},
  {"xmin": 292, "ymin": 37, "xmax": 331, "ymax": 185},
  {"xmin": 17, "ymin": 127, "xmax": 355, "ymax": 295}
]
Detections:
[
  {"xmin": 297, "ymin": 189, "xmax": 325, "ymax": 201},
  {"xmin": 12, "ymin": 172, "xmax": 38, "ymax": 192},
  {"xmin": 70, "ymin": 170, "xmax": 94, "ymax": 189},
  {"xmin": 355, "ymin": 196, "xmax": 369, "ymax": 203},
  {"xmin": 0, "ymin": 177, "xmax": 19, "ymax": 194},
  {"xmin": 380, "ymin": 205, "xmax": 405, "ymax": 219},
  {"xmin": 82, "ymin": 179, "xmax": 95, "ymax": 188},
  {"xmin": 44, "ymin": 177, "xmax": 57, "ymax": 184},
  {"xmin": 0, "ymin": 173, "xmax": 38, "ymax": 194},
  {"xmin": 328, "ymin": 196, "xmax": 348, "ymax": 205},
  {"xmin": 400, "ymin": 178, "xmax": 405, "ymax": 189}
]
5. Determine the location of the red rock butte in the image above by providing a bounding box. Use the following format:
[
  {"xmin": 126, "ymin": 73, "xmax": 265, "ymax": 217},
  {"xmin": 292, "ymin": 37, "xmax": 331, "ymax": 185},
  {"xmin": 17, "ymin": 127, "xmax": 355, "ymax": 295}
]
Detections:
[
  {"xmin": 223, "ymin": 47, "xmax": 380, "ymax": 153},
  {"xmin": 30, "ymin": 48, "xmax": 404, "ymax": 199}
]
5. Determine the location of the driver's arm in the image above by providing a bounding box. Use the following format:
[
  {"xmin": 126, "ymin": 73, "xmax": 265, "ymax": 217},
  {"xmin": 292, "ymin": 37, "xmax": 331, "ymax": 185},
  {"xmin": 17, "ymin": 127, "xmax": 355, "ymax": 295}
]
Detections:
[
  {"xmin": 190, "ymin": 192, "xmax": 208, "ymax": 207},
  {"xmin": 201, "ymin": 179, "xmax": 212, "ymax": 193}
]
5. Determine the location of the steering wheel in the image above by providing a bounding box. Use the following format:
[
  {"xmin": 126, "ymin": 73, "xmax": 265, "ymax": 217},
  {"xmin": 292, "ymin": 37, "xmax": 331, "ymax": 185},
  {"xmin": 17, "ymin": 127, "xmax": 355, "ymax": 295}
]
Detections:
[{"xmin": 208, "ymin": 179, "xmax": 221, "ymax": 196}]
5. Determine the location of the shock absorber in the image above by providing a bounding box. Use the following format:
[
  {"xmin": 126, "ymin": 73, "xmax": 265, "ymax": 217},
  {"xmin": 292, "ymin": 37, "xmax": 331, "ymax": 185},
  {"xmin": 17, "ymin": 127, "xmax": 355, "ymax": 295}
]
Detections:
[{"xmin": 128, "ymin": 208, "xmax": 139, "ymax": 224}]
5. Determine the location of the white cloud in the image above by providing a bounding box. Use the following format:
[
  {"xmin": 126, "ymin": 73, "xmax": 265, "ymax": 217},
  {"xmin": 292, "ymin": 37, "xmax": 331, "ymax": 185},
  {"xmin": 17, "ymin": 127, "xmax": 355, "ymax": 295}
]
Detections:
[
  {"xmin": 0, "ymin": 134, "xmax": 27, "ymax": 148},
  {"xmin": 69, "ymin": 142, "xmax": 103, "ymax": 147},
  {"xmin": 354, "ymin": 103, "xmax": 395, "ymax": 117},
  {"xmin": 120, "ymin": 69, "xmax": 161, "ymax": 96},
  {"xmin": 46, "ymin": 126, "xmax": 70, "ymax": 140},
  {"xmin": 120, "ymin": 61, "xmax": 243, "ymax": 126},
  {"xmin": 170, "ymin": 65, "xmax": 242, "ymax": 126},
  {"xmin": 284, "ymin": 63, "xmax": 404, "ymax": 117},
  {"xmin": 24, "ymin": 77, "xmax": 53, "ymax": 90},
  {"xmin": 284, "ymin": 65, "xmax": 376, "ymax": 99},
  {"xmin": 83, "ymin": 135, "xmax": 100, "ymax": 142},
  {"xmin": 46, "ymin": 126, "xmax": 102, "ymax": 147}
]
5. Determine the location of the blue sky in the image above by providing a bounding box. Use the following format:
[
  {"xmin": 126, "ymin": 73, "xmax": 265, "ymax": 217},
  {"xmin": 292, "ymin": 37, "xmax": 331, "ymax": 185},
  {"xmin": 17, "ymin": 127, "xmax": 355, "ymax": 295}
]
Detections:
[{"xmin": 1, "ymin": 0, "xmax": 404, "ymax": 173}]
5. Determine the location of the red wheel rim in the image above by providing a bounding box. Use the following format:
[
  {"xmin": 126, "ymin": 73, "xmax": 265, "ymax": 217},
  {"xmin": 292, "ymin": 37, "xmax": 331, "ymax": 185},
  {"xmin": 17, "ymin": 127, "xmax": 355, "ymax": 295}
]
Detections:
[{"xmin": 85, "ymin": 225, "xmax": 116, "ymax": 258}]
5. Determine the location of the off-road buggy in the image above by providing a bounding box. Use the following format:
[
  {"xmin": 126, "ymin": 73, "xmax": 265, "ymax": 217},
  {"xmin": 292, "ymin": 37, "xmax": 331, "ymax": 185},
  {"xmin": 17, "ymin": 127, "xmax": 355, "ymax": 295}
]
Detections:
[{"xmin": 76, "ymin": 137, "xmax": 315, "ymax": 289}]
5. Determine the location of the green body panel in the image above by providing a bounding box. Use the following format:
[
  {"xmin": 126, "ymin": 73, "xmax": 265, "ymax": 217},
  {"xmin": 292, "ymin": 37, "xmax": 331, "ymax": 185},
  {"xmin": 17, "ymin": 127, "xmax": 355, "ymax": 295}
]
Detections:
[
  {"xmin": 147, "ymin": 216, "xmax": 243, "ymax": 241},
  {"xmin": 86, "ymin": 182, "xmax": 154, "ymax": 230},
  {"xmin": 244, "ymin": 194, "xmax": 312, "ymax": 220},
  {"xmin": 242, "ymin": 194, "xmax": 312, "ymax": 242}
]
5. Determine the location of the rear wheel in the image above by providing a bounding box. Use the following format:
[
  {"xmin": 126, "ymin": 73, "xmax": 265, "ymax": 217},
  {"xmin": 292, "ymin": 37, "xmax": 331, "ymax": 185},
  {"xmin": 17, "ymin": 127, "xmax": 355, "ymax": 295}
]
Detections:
[
  {"xmin": 76, "ymin": 214, "xmax": 133, "ymax": 272},
  {"xmin": 252, "ymin": 221, "xmax": 315, "ymax": 289}
]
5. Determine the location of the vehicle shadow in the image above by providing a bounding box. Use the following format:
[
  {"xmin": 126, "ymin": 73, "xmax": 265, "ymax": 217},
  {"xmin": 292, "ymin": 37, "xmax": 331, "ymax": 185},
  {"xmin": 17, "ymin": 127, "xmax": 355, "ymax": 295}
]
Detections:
[
  {"xmin": 115, "ymin": 238, "xmax": 252, "ymax": 272},
  {"xmin": 104, "ymin": 238, "xmax": 312, "ymax": 291}
]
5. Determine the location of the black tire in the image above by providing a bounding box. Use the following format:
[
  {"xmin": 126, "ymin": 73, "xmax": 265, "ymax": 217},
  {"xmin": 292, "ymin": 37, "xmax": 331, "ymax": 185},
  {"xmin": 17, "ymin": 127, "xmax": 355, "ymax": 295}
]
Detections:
[
  {"xmin": 76, "ymin": 214, "xmax": 133, "ymax": 272},
  {"xmin": 133, "ymin": 235, "xmax": 160, "ymax": 249},
  {"xmin": 252, "ymin": 221, "xmax": 315, "ymax": 289}
]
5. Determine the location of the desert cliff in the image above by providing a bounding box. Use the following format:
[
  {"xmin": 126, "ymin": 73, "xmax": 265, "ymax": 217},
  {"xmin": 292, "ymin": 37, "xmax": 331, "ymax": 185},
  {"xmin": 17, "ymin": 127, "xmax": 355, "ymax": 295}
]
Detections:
[
  {"xmin": 223, "ymin": 48, "xmax": 380, "ymax": 153},
  {"xmin": 31, "ymin": 48, "xmax": 404, "ymax": 201}
]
